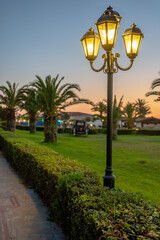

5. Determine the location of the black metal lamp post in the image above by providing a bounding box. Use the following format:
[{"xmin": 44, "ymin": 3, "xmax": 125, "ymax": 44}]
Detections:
[{"xmin": 81, "ymin": 6, "xmax": 144, "ymax": 188}]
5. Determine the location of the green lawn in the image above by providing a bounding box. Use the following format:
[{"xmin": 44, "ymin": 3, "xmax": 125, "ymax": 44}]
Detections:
[{"xmin": 15, "ymin": 130, "xmax": 160, "ymax": 206}]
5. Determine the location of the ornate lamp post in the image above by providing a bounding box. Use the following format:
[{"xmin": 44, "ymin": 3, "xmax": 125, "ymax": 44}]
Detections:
[{"xmin": 81, "ymin": 6, "xmax": 144, "ymax": 188}]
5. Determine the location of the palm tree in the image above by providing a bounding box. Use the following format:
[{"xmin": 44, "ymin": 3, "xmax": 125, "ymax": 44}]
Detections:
[
  {"xmin": 31, "ymin": 75, "xmax": 92, "ymax": 142},
  {"xmin": 123, "ymin": 102, "xmax": 136, "ymax": 129},
  {"xmin": 146, "ymin": 78, "xmax": 160, "ymax": 101},
  {"xmin": 0, "ymin": 81, "xmax": 28, "ymax": 132},
  {"xmin": 112, "ymin": 95, "xmax": 123, "ymax": 140},
  {"xmin": 91, "ymin": 100, "xmax": 107, "ymax": 127},
  {"xmin": 0, "ymin": 106, "xmax": 6, "ymax": 121},
  {"xmin": 20, "ymin": 89, "xmax": 39, "ymax": 133},
  {"xmin": 134, "ymin": 98, "xmax": 151, "ymax": 118}
]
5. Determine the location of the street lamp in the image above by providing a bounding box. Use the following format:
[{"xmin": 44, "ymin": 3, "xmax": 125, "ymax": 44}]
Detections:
[{"xmin": 81, "ymin": 6, "xmax": 144, "ymax": 188}]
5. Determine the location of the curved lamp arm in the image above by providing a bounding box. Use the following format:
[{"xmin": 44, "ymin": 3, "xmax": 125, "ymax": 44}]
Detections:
[
  {"xmin": 114, "ymin": 53, "xmax": 134, "ymax": 71},
  {"xmin": 90, "ymin": 54, "xmax": 107, "ymax": 72}
]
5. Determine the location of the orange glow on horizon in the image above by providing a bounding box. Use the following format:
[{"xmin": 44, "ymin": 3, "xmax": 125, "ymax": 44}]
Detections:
[{"xmin": 66, "ymin": 101, "xmax": 160, "ymax": 119}]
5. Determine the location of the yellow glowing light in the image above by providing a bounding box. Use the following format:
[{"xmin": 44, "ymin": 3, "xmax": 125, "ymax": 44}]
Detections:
[
  {"xmin": 133, "ymin": 40, "xmax": 138, "ymax": 51},
  {"xmin": 81, "ymin": 28, "xmax": 100, "ymax": 61},
  {"xmin": 108, "ymin": 29, "xmax": 115, "ymax": 42},
  {"xmin": 94, "ymin": 38, "xmax": 100, "ymax": 56},
  {"xmin": 126, "ymin": 41, "xmax": 131, "ymax": 53},
  {"xmin": 126, "ymin": 40, "xmax": 138, "ymax": 53},
  {"xmin": 100, "ymin": 28, "xmax": 116, "ymax": 44},
  {"xmin": 123, "ymin": 24, "xmax": 144, "ymax": 59},
  {"xmin": 101, "ymin": 30, "xmax": 106, "ymax": 45},
  {"xmin": 87, "ymin": 44, "xmax": 93, "ymax": 55},
  {"xmin": 82, "ymin": 40, "xmax": 87, "ymax": 56}
]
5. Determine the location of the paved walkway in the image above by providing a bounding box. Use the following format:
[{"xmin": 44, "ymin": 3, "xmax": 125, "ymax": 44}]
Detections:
[{"xmin": 0, "ymin": 151, "xmax": 65, "ymax": 240}]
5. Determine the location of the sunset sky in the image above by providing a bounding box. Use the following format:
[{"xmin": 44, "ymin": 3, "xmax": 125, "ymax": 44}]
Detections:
[{"xmin": 0, "ymin": 0, "xmax": 160, "ymax": 117}]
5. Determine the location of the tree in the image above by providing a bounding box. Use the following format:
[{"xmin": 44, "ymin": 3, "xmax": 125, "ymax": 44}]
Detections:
[
  {"xmin": 146, "ymin": 78, "xmax": 160, "ymax": 101},
  {"xmin": 60, "ymin": 112, "xmax": 70, "ymax": 128},
  {"xmin": 31, "ymin": 75, "xmax": 92, "ymax": 142},
  {"xmin": 0, "ymin": 81, "xmax": 27, "ymax": 132},
  {"xmin": 20, "ymin": 89, "xmax": 39, "ymax": 133},
  {"xmin": 91, "ymin": 100, "xmax": 107, "ymax": 127},
  {"xmin": 0, "ymin": 106, "xmax": 6, "ymax": 121},
  {"xmin": 112, "ymin": 95, "xmax": 123, "ymax": 140},
  {"xmin": 134, "ymin": 98, "xmax": 151, "ymax": 118},
  {"xmin": 123, "ymin": 102, "xmax": 136, "ymax": 129},
  {"xmin": 85, "ymin": 117, "xmax": 91, "ymax": 122}
]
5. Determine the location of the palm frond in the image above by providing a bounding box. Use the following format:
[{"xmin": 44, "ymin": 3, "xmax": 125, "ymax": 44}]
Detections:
[
  {"xmin": 54, "ymin": 75, "xmax": 65, "ymax": 91},
  {"xmin": 146, "ymin": 91, "xmax": 160, "ymax": 97},
  {"xmin": 151, "ymin": 78, "xmax": 160, "ymax": 89},
  {"xmin": 58, "ymin": 83, "xmax": 81, "ymax": 96},
  {"xmin": 0, "ymin": 81, "xmax": 28, "ymax": 110},
  {"xmin": 61, "ymin": 98, "xmax": 93, "ymax": 109},
  {"xmin": 30, "ymin": 75, "xmax": 90, "ymax": 117}
]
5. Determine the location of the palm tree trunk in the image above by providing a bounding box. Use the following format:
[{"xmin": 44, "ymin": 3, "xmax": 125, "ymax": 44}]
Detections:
[
  {"xmin": 6, "ymin": 109, "xmax": 16, "ymax": 132},
  {"xmin": 113, "ymin": 126, "xmax": 117, "ymax": 140},
  {"xmin": 44, "ymin": 116, "xmax": 57, "ymax": 142},
  {"xmin": 29, "ymin": 116, "xmax": 36, "ymax": 134},
  {"xmin": 126, "ymin": 119, "xmax": 134, "ymax": 129}
]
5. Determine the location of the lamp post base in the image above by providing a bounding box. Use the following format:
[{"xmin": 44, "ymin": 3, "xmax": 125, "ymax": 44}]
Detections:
[{"xmin": 103, "ymin": 174, "xmax": 115, "ymax": 188}]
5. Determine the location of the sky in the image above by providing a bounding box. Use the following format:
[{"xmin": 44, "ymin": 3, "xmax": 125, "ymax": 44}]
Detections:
[{"xmin": 0, "ymin": 0, "xmax": 160, "ymax": 117}]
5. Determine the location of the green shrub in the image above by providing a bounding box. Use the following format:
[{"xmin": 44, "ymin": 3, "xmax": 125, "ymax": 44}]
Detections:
[
  {"xmin": 63, "ymin": 128, "xmax": 73, "ymax": 134},
  {"xmin": 0, "ymin": 128, "xmax": 160, "ymax": 239},
  {"xmin": 16, "ymin": 124, "xmax": 30, "ymax": 131},
  {"xmin": 1, "ymin": 121, "xmax": 6, "ymax": 130},
  {"xmin": 95, "ymin": 128, "xmax": 160, "ymax": 136},
  {"xmin": 55, "ymin": 174, "xmax": 160, "ymax": 239},
  {"xmin": 97, "ymin": 128, "xmax": 107, "ymax": 134},
  {"xmin": 15, "ymin": 125, "xmax": 72, "ymax": 133},
  {"xmin": 118, "ymin": 129, "xmax": 160, "ymax": 136},
  {"xmin": 58, "ymin": 128, "xmax": 64, "ymax": 133},
  {"xmin": 16, "ymin": 124, "xmax": 44, "ymax": 131},
  {"xmin": 89, "ymin": 128, "xmax": 98, "ymax": 134},
  {"xmin": 36, "ymin": 126, "xmax": 44, "ymax": 131},
  {"xmin": 117, "ymin": 129, "xmax": 135, "ymax": 135}
]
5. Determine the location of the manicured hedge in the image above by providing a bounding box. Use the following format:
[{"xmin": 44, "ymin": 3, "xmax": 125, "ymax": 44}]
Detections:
[
  {"xmin": 117, "ymin": 129, "xmax": 160, "ymax": 136},
  {"xmin": 15, "ymin": 124, "xmax": 73, "ymax": 133},
  {"xmin": 89, "ymin": 128, "xmax": 98, "ymax": 134},
  {"xmin": 16, "ymin": 124, "xmax": 44, "ymax": 131},
  {"xmin": 97, "ymin": 128, "xmax": 107, "ymax": 134},
  {"xmin": 9, "ymin": 124, "xmax": 160, "ymax": 136},
  {"xmin": 0, "ymin": 129, "xmax": 160, "ymax": 239}
]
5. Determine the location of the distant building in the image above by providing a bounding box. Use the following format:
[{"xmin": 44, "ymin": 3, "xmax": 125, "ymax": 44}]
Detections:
[
  {"xmin": 88, "ymin": 120, "xmax": 102, "ymax": 128},
  {"xmin": 135, "ymin": 117, "xmax": 160, "ymax": 130},
  {"xmin": 66, "ymin": 112, "xmax": 94, "ymax": 121},
  {"xmin": 117, "ymin": 117, "xmax": 127, "ymax": 128}
]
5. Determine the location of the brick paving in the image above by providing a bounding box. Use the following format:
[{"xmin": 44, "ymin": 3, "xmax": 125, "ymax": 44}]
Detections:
[{"xmin": 0, "ymin": 151, "xmax": 65, "ymax": 240}]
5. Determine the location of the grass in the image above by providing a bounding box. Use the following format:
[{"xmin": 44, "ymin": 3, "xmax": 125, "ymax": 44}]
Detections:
[{"xmin": 15, "ymin": 130, "xmax": 160, "ymax": 206}]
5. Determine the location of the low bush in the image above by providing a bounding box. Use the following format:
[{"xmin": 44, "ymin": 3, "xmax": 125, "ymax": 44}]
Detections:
[
  {"xmin": 118, "ymin": 129, "xmax": 160, "ymax": 136},
  {"xmin": 16, "ymin": 124, "xmax": 44, "ymax": 131},
  {"xmin": 15, "ymin": 125, "xmax": 72, "ymax": 134},
  {"xmin": 96, "ymin": 128, "xmax": 160, "ymax": 136},
  {"xmin": 58, "ymin": 128, "xmax": 64, "ymax": 133},
  {"xmin": 0, "ymin": 128, "xmax": 159, "ymax": 239},
  {"xmin": 89, "ymin": 128, "xmax": 98, "ymax": 134},
  {"xmin": 97, "ymin": 128, "xmax": 107, "ymax": 134},
  {"xmin": 63, "ymin": 128, "xmax": 73, "ymax": 134},
  {"xmin": 15, "ymin": 125, "xmax": 160, "ymax": 136},
  {"xmin": 16, "ymin": 124, "xmax": 30, "ymax": 131}
]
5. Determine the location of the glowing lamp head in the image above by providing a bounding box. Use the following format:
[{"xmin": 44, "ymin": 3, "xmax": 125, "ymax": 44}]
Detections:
[
  {"xmin": 95, "ymin": 6, "xmax": 121, "ymax": 52},
  {"xmin": 81, "ymin": 28, "xmax": 100, "ymax": 61},
  {"xmin": 122, "ymin": 24, "xmax": 144, "ymax": 59}
]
